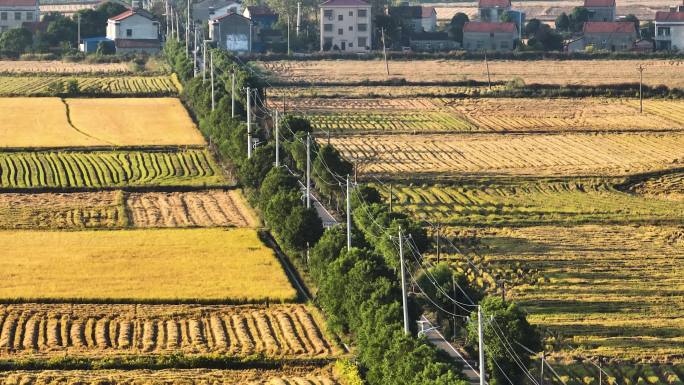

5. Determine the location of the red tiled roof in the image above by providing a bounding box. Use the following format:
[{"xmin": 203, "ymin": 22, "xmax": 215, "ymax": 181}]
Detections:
[
  {"xmin": 584, "ymin": 0, "xmax": 615, "ymax": 7},
  {"xmin": 655, "ymin": 11, "xmax": 684, "ymax": 22},
  {"xmin": 109, "ymin": 8, "xmax": 156, "ymax": 21},
  {"xmin": 115, "ymin": 39, "xmax": 160, "ymax": 48},
  {"xmin": 463, "ymin": 21, "xmax": 516, "ymax": 33},
  {"xmin": 0, "ymin": 0, "xmax": 37, "ymax": 7},
  {"xmin": 478, "ymin": 0, "xmax": 511, "ymax": 8},
  {"xmin": 583, "ymin": 21, "xmax": 636, "ymax": 33},
  {"xmin": 421, "ymin": 6, "xmax": 435, "ymax": 18},
  {"xmin": 320, "ymin": 0, "xmax": 369, "ymax": 6}
]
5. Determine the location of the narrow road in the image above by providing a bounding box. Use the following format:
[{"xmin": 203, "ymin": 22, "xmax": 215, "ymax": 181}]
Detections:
[{"xmin": 420, "ymin": 316, "xmax": 482, "ymax": 385}]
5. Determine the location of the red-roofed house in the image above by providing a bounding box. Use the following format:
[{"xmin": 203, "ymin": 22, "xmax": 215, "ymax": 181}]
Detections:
[
  {"xmin": 655, "ymin": 5, "xmax": 684, "ymax": 50},
  {"xmin": 462, "ymin": 22, "xmax": 517, "ymax": 51},
  {"xmin": 106, "ymin": 6, "xmax": 160, "ymax": 53},
  {"xmin": 319, "ymin": 0, "xmax": 372, "ymax": 52},
  {"xmin": 581, "ymin": 21, "xmax": 637, "ymax": 51},
  {"xmin": 478, "ymin": 0, "xmax": 511, "ymax": 22},
  {"xmin": 0, "ymin": 0, "xmax": 38, "ymax": 33},
  {"xmin": 584, "ymin": 0, "xmax": 616, "ymax": 22}
]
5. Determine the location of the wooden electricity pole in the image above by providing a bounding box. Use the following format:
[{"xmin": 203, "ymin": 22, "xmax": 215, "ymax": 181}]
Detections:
[
  {"xmin": 638, "ymin": 64, "xmax": 645, "ymax": 113},
  {"xmin": 381, "ymin": 27, "xmax": 389, "ymax": 76}
]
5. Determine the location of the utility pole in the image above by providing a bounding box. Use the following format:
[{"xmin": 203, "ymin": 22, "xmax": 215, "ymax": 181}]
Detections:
[
  {"xmin": 452, "ymin": 275, "xmax": 457, "ymax": 340},
  {"xmin": 193, "ymin": 24, "xmax": 198, "ymax": 77},
  {"xmin": 76, "ymin": 12, "xmax": 80, "ymax": 49},
  {"xmin": 638, "ymin": 64, "xmax": 645, "ymax": 113},
  {"xmin": 186, "ymin": 0, "xmax": 190, "ymax": 57},
  {"xmin": 399, "ymin": 227, "xmax": 409, "ymax": 335},
  {"xmin": 175, "ymin": 11, "xmax": 180, "ymax": 40},
  {"xmin": 540, "ymin": 352, "xmax": 545, "ymax": 385},
  {"xmin": 306, "ymin": 133, "xmax": 311, "ymax": 208},
  {"xmin": 246, "ymin": 87, "xmax": 252, "ymax": 159},
  {"xmin": 202, "ymin": 40, "xmax": 207, "ymax": 81},
  {"xmin": 275, "ymin": 109, "xmax": 280, "ymax": 166},
  {"xmin": 500, "ymin": 280, "xmax": 506, "ymax": 302},
  {"xmin": 346, "ymin": 175, "xmax": 352, "ymax": 251},
  {"xmin": 381, "ymin": 27, "xmax": 389, "ymax": 76},
  {"xmin": 478, "ymin": 305, "xmax": 486, "ymax": 385},
  {"xmin": 388, "ymin": 183, "xmax": 392, "ymax": 213},
  {"xmin": 435, "ymin": 223, "xmax": 440, "ymax": 263},
  {"xmin": 231, "ymin": 70, "xmax": 236, "ymax": 118},
  {"xmin": 210, "ymin": 50, "xmax": 215, "ymax": 111},
  {"xmin": 287, "ymin": 15, "xmax": 291, "ymax": 55},
  {"xmin": 484, "ymin": 49, "xmax": 491, "ymax": 90},
  {"xmin": 296, "ymin": 1, "xmax": 301, "ymax": 36},
  {"xmin": 165, "ymin": 0, "xmax": 169, "ymax": 37}
]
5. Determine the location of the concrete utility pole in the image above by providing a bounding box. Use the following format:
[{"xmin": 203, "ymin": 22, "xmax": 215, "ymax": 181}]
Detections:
[
  {"xmin": 296, "ymin": 1, "xmax": 301, "ymax": 36},
  {"xmin": 540, "ymin": 351, "xmax": 545, "ymax": 385},
  {"xmin": 452, "ymin": 275, "xmax": 458, "ymax": 339},
  {"xmin": 210, "ymin": 50, "xmax": 215, "ymax": 111},
  {"xmin": 638, "ymin": 64, "xmax": 645, "ymax": 113},
  {"xmin": 399, "ymin": 227, "xmax": 409, "ymax": 335},
  {"xmin": 193, "ymin": 24, "xmax": 198, "ymax": 77},
  {"xmin": 381, "ymin": 27, "xmax": 389, "ymax": 76},
  {"xmin": 274, "ymin": 109, "xmax": 280, "ymax": 166},
  {"xmin": 76, "ymin": 12, "xmax": 80, "ymax": 49},
  {"xmin": 186, "ymin": 0, "xmax": 190, "ymax": 57},
  {"xmin": 435, "ymin": 223, "xmax": 440, "ymax": 263},
  {"xmin": 484, "ymin": 50, "xmax": 491, "ymax": 90},
  {"xmin": 165, "ymin": 0, "xmax": 169, "ymax": 37},
  {"xmin": 306, "ymin": 133, "xmax": 311, "ymax": 208},
  {"xmin": 202, "ymin": 40, "xmax": 208, "ymax": 81},
  {"xmin": 346, "ymin": 175, "xmax": 352, "ymax": 251},
  {"xmin": 175, "ymin": 11, "xmax": 180, "ymax": 40},
  {"xmin": 231, "ymin": 70, "xmax": 236, "ymax": 118},
  {"xmin": 246, "ymin": 87, "xmax": 252, "ymax": 159},
  {"xmin": 287, "ymin": 15, "xmax": 291, "ymax": 55},
  {"xmin": 478, "ymin": 305, "xmax": 486, "ymax": 385}
]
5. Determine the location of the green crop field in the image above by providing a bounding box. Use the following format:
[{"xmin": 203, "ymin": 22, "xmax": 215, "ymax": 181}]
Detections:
[
  {"xmin": 0, "ymin": 75, "xmax": 179, "ymax": 96},
  {"xmin": 0, "ymin": 150, "xmax": 225, "ymax": 189},
  {"xmin": 307, "ymin": 111, "xmax": 474, "ymax": 133}
]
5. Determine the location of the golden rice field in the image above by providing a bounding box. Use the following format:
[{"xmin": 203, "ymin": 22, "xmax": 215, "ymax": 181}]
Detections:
[
  {"xmin": 259, "ymin": 59, "xmax": 684, "ymax": 87},
  {"xmin": 0, "ymin": 98, "xmax": 205, "ymax": 148},
  {"xmin": 630, "ymin": 171, "xmax": 684, "ymax": 202},
  {"xmin": 0, "ymin": 76, "xmax": 178, "ymax": 96},
  {"xmin": 0, "ymin": 228, "xmax": 297, "ymax": 303},
  {"xmin": 0, "ymin": 150, "xmax": 225, "ymax": 189},
  {"xmin": 330, "ymin": 133, "xmax": 684, "ymax": 177},
  {"xmin": 0, "ymin": 61, "xmax": 130, "ymax": 74},
  {"xmin": 629, "ymin": 99, "xmax": 684, "ymax": 126},
  {"xmin": 0, "ymin": 304, "xmax": 337, "ymax": 359},
  {"xmin": 445, "ymin": 225, "xmax": 684, "ymax": 362},
  {"xmin": 307, "ymin": 111, "xmax": 474, "ymax": 133},
  {"xmin": 0, "ymin": 368, "xmax": 340, "ymax": 385},
  {"xmin": 372, "ymin": 179, "xmax": 684, "ymax": 227},
  {"xmin": 269, "ymin": 85, "xmax": 502, "ymax": 99}
]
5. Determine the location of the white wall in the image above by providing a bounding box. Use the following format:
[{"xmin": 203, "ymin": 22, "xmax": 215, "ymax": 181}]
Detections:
[
  {"xmin": 0, "ymin": 4, "xmax": 38, "ymax": 32},
  {"xmin": 107, "ymin": 14, "xmax": 158, "ymax": 40},
  {"xmin": 671, "ymin": 24, "xmax": 684, "ymax": 50},
  {"xmin": 320, "ymin": 5, "xmax": 371, "ymax": 52}
]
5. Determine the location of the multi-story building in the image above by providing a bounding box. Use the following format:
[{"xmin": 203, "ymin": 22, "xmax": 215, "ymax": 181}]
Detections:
[
  {"xmin": 462, "ymin": 21, "xmax": 516, "ymax": 51},
  {"xmin": 582, "ymin": 21, "xmax": 637, "ymax": 51},
  {"xmin": 319, "ymin": 0, "xmax": 371, "ymax": 52},
  {"xmin": 584, "ymin": 0, "xmax": 616, "ymax": 22},
  {"xmin": 209, "ymin": 12, "xmax": 252, "ymax": 52},
  {"xmin": 106, "ymin": 6, "xmax": 160, "ymax": 53},
  {"xmin": 655, "ymin": 2, "xmax": 684, "ymax": 51},
  {"xmin": 0, "ymin": 0, "xmax": 39, "ymax": 33},
  {"xmin": 478, "ymin": 0, "xmax": 511, "ymax": 23}
]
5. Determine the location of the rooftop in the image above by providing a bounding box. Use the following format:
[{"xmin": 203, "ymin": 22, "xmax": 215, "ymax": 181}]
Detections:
[
  {"xmin": 0, "ymin": 0, "xmax": 37, "ymax": 7},
  {"xmin": 109, "ymin": 8, "xmax": 157, "ymax": 21},
  {"xmin": 583, "ymin": 21, "xmax": 636, "ymax": 33},
  {"xmin": 655, "ymin": 11, "xmax": 684, "ymax": 22},
  {"xmin": 584, "ymin": 0, "xmax": 615, "ymax": 7},
  {"xmin": 245, "ymin": 5, "xmax": 276, "ymax": 16},
  {"xmin": 211, "ymin": 10, "xmax": 250, "ymax": 22},
  {"xmin": 320, "ymin": 0, "xmax": 369, "ymax": 7},
  {"xmin": 478, "ymin": 0, "xmax": 511, "ymax": 8},
  {"xmin": 463, "ymin": 21, "xmax": 516, "ymax": 33}
]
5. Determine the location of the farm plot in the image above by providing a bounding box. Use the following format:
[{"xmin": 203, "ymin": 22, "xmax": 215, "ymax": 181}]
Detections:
[
  {"xmin": 308, "ymin": 111, "xmax": 474, "ymax": 133},
  {"xmin": 0, "ymin": 97, "xmax": 205, "ymax": 148},
  {"xmin": 0, "ymin": 76, "xmax": 178, "ymax": 96},
  {"xmin": 0, "ymin": 61, "xmax": 130, "ymax": 74},
  {"xmin": 0, "ymin": 228, "xmax": 297, "ymax": 303},
  {"xmin": 372, "ymin": 179, "xmax": 684, "ymax": 226},
  {"xmin": 629, "ymin": 171, "xmax": 684, "ymax": 202},
  {"xmin": 450, "ymin": 225, "xmax": 684, "ymax": 362},
  {"xmin": 627, "ymin": 99, "xmax": 684, "ymax": 126},
  {"xmin": 0, "ymin": 368, "xmax": 340, "ymax": 385},
  {"xmin": 258, "ymin": 59, "xmax": 684, "ymax": 87},
  {"xmin": 269, "ymin": 85, "xmax": 501, "ymax": 99},
  {"xmin": 0, "ymin": 304, "xmax": 337, "ymax": 359},
  {"xmin": 330, "ymin": 133, "xmax": 684, "ymax": 177},
  {"xmin": 0, "ymin": 191, "xmax": 125, "ymax": 229},
  {"xmin": 128, "ymin": 190, "xmax": 258, "ymax": 228},
  {"xmin": 0, "ymin": 150, "xmax": 225, "ymax": 189}
]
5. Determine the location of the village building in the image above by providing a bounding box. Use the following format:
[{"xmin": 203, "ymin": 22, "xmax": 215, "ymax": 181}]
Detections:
[
  {"xmin": 0, "ymin": 0, "xmax": 39, "ymax": 33},
  {"xmin": 584, "ymin": 0, "xmax": 616, "ymax": 22},
  {"xmin": 319, "ymin": 0, "xmax": 371, "ymax": 52},
  {"xmin": 462, "ymin": 21, "xmax": 517, "ymax": 51},
  {"xmin": 655, "ymin": 3, "xmax": 684, "ymax": 51},
  {"xmin": 242, "ymin": 5, "xmax": 277, "ymax": 52},
  {"xmin": 209, "ymin": 11, "xmax": 252, "ymax": 52},
  {"xmin": 387, "ymin": 5, "xmax": 437, "ymax": 33},
  {"xmin": 581, "ymin": 21, "xmax": 637, "ymax": 51},
  {"xmin": 192, "ymin": 0, "xmax": 240, "ymax": 24},
  {"xmin": 478, "ymin": 0, "xmax": 511, "ymax": 23},
  {"xmin": 106, "ymin": 6, "xmax": 160, "ymax": 53}
]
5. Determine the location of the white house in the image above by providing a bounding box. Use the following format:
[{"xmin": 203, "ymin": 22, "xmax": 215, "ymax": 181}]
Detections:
[
  {"xmin": 0, "ymin": 0, "xmax": 39, "ymax": 33},
  {"xmin": 478, "ymin": 0, "xmax": 511, "ymax": 23},
  {"xmin": 655, "ymin": 3, "xmax": 684, "ymax": 51},
  {"xmin": 106, "ymin": 7, "xmax": 160, "ymax": 53},
  {"xmin": 319, "ymin": 0, "xmax": 371, "ymax": 52}
]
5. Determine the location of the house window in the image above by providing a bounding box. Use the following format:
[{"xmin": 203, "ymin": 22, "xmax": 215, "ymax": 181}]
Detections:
[
  {"xmin": 358, "ymin": 9, "xmax": 367, "ymax": 17},
  {"xmin": 349, "ymin": 10, "xmax": 353, "ymax": 16},
  {"xmin": 0, "ymin": 12, "xmax": 6, "ymax": 20},
  {"xmin": 126, "ymin": 28, "xmax": 133, "ymax": 37},
  {"xmin": 348, "ymin": 25, "xmax": 353, "ymax": 31},
  {"xmin": 26, "ymin": 12, "xmax": 33, "ymax": 21},
  {"xmin": 338, "ymin": 28, "xmax": 343, "ymax": 35},
  {"xmin": 349, "ymin": 42, "xmax": 353, "ymax": 47},
  {"xmin": 338, "ymin": 14, "xmax": 343, "ymax": 21},
  {"xmin": 323, "ymin": 9, "xmax": 332, "ymax": 18},
  {"xmin": 658, "ymin": 27, "xmax": 671, "ymax": 36},
  {"xmin": 14, "ymin": 12, "xmax": 21, "ymax": 20},
  {"xmin": 358, "ymin": 23, "xmax": 367, "ymax": 32},
  {"xmin": 358, "ymin": 37, "xmax": 366, "ymax": 47},
  {"xmin": 324, "ymin": 23, "xmax": 332, "ymax": 32}
]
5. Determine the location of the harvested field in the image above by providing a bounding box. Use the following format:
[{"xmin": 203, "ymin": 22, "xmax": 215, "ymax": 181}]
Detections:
[
  {"xmin": 0, "ymin": 228, "xmax": 297, "ymax": 303},
  {"xmin": 373, "ymin": 179, "xmax": 684, "ymax": 226},
  {"xmin": 0, "ymin": 97, "xmax": 205, "ymax": 148},
  {"xmin": 0, "ymin": 191, "xmax": 125, "ymax": 229},
  {"xmin": 128, "ymin": 190, "xmax": 258, "ymax": 228},
  {"xmin": 0, "ymin": 75, "xmax": 178, "ymax": 96},
  {"xmin": 0, "ymin": 368, "xmax": 339, "ymax": 385},
  {"xmin": 269, "ymin": 85, "xmax": 501, "ymax": 99},
  {"xmin": 0, "ymin": 150, "xmax": 225, "ymax": 189},
  {"xmin": 447, "ymin": 225, "xmax": 684, "ymax": 362},
  {"xmin": 629, "ymin": 99, "xmax": 684, "ymax": 126},
  {"xmin": 629, "ymin": 171, "xmax": 684, "ymax": 202},
  {"xmin": 307, "ymin": 111, "xmax": 474, "ymax": 133},
  {"xmin": 0, "ymin": 61, "xmax": 130, "ymax": 74},
  {"xmin": 258, "ymin": 59, "xmax": 684, "ymax": 87},
  {"xmin": 0, "ymin": 304, "xmax": 337, "ymax": 358},
  {"xmin": 330, "ymin": 133, "xmax": 684, "ymax": 177}
]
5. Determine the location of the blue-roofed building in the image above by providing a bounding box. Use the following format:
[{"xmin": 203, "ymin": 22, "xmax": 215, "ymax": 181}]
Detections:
[{"xmin": 79, "ymin": 36, "xmax": 113, "ymax": 53}]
